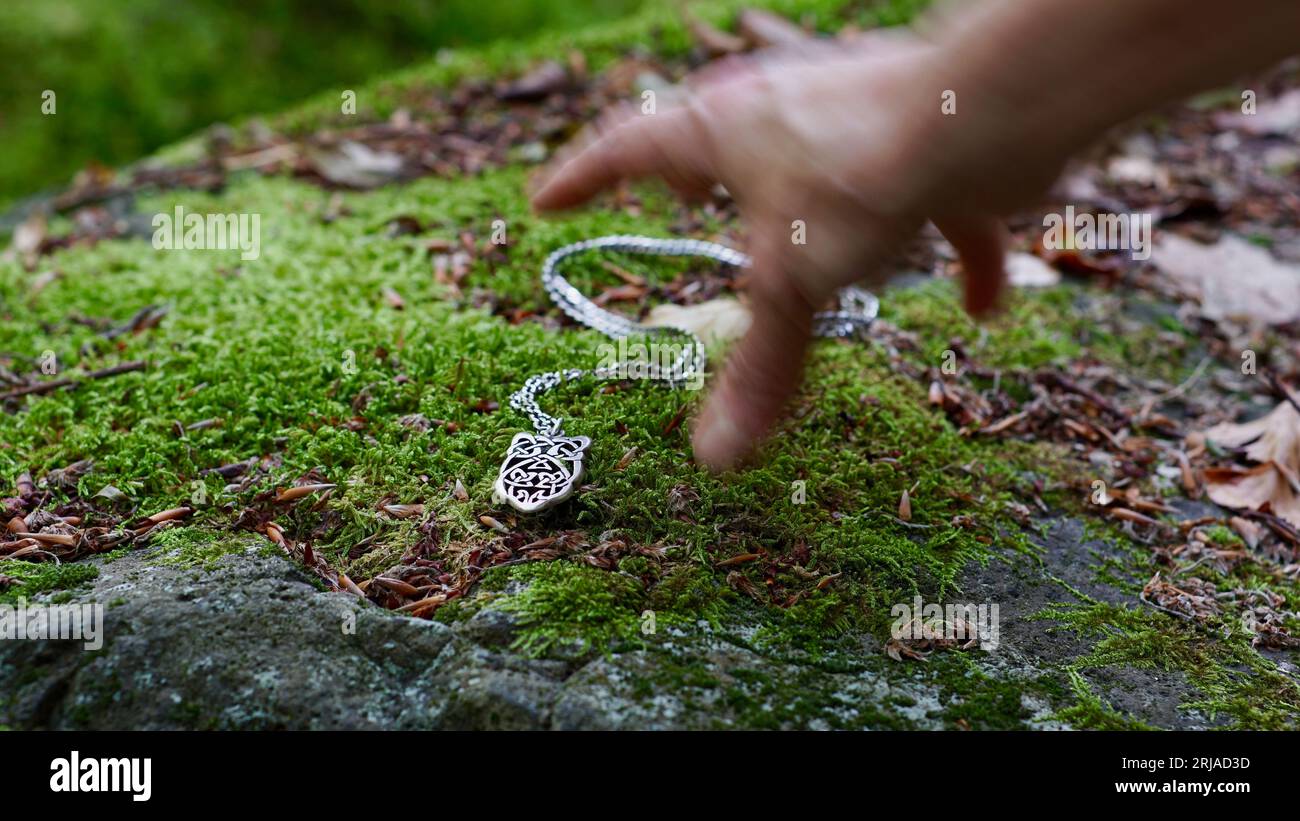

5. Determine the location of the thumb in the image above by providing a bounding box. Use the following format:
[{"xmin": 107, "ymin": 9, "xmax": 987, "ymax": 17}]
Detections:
[
  {"xmin": 933, "ymin": 213, "xmax": 1007, "ymax": 317},
  {"xmin": 691, "ymin": 235, "xmax": 816, "ymax": 472}
]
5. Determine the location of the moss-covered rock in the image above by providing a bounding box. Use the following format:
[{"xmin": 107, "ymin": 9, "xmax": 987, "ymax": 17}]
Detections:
[{"xmin": 2, "ymin": 0, "xmax": 1297, "ymax": 729}]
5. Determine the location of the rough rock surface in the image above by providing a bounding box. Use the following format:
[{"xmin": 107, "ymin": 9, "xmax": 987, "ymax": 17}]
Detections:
[{"xmin": 0, "ymin": 516, "xmax": 1235, "ymax": 730}]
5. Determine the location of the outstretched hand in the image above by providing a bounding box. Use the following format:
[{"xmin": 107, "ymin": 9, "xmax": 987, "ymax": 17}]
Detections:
[
  {"xmin": 532, "ymin": 0, "xmax": 1300, "ymax": 472},
  {"xmin": 532, "ymin": 34, "xmax": 1021, "ymax": 471}
]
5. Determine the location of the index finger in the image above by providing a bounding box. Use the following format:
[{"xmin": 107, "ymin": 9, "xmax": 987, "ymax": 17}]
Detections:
[{"xmin": 530, "ymin": 102, "xmax": 716, "ymax": 211}]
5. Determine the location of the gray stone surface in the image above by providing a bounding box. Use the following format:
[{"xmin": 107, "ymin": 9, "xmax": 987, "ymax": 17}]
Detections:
[{"xmin": 0, "ymin": 516, "xmax": 1253, "ymax": 729}]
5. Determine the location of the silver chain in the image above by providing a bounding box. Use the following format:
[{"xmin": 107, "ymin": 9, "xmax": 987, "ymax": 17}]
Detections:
[{"xmin": 509, "ymin": 235, "xmax": 879, "ymax": 437}]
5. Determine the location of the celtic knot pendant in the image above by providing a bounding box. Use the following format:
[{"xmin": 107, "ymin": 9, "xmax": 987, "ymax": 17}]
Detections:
[{"xmin": 493, "ymin": 432, "xmax": 592, "ymax": 513}]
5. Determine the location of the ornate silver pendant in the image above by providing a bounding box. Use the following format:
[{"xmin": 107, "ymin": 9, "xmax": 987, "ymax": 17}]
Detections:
[
  {"xmin": 498, "ymin": 235, "xmax": 876, "ymax": 514},
  {"xmin": 493, "ymin": 432, "xmax": 592, "ymax": 513}
]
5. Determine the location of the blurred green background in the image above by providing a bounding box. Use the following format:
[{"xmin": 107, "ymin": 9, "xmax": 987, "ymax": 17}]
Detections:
[{"xmin": 0, "ymin": 0, "xmax": 644, "ymax": 207}]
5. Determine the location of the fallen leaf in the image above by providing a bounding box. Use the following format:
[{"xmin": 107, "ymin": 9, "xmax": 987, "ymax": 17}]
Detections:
[
  {"xmin": 644, "ymin": 297, "xmax": 751, "ymax": 345},
  {"xmin": 928, "ymin": 380, "xmax": 945, "ymax": 406},
  {"xmin": 382, "ymin": 286, "xmax": 405, "ymax": 310},
  {"xmin": 16, "ymin": 531, "xmax": 77, "ymax": 547},
  {"xmin": 1006, "ymin": 252, "xmax": 1061, "ymax": 288},
  {"xmin": 93, "ymin": 484, "xmax": 128, "ymax": 504},
  {"xmin": 885, "ymin": 637, "xmax": 929, "ymax": 662},
  {"xmin": 726, "ymin": 570, "xmax": 765, "ymax": 602},
  {"xmin": 615, "ymin": 446, "xmax": 638, "ymax": 470},
  {"xmin": 308, "ymin": 141, "xmax": 404, "ymax": 189},
  {"xmin": 1194, "ymin": 398, "xmax": 1300, "ymax": 525},
  {"xmin": 382, "ymin": 503, "xmax": 424, "ymax": 519},
  {"xmin": 277, "ymin": 483, "xmax": 336, "ymax": 502},
  {"xmin": 1152, "ymin": 233, "xmax": 1300, "ymax": 325},
  {"xmin": 1175, "ymin": 450, "xmax": 1198, "ymax": 496},
  {"xmin": 10, "ymin": 213, "xmax": 47, "ymax": 256},
  {"xmin": 372, "ymin": 575, "xmax": 420, "ymax": 597},
  {"xmin": 141, "ymin": 506, "xmax": 192, "ymax": 525},
  {"xmin": 1105, "ymin": 154, "xmax": 1171, "ymax": 189},
  {"xmin": 1108, "ymin": 506, "xmax": 1161, "ymax": 527},
  {"xmin": 1229, "ymin": 515, "xmax": 1264, "ymax": 549},
  {"xmin": 1199, "ymin": 399, "xmax": 1300, "ymax": 467},
  {"xmin": 385, "ymin": 215, "xmax": 423, "ymax": 237},
  {"xmin": 1142, "ymin": 572, "xmax": 1221, "ymax": 621},
  {"xmin": 1203, "ymin": 463, "xmax": 1300, "ymax": 526},
  {"xmin": 497, "ymin": 61, "xmax": 569, "ymax": 102}
]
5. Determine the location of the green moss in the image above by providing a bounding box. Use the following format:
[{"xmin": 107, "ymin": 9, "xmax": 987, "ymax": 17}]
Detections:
[
  {"xmin": 3, "ymin": 0, "xmax": 1294, "ymax": 729},
  {"xmin": 646, "ymin": 564, "xmax": 731, "ymax": 623},
  {"xmin": 0, "ymin": 3, "xmax": 979, "ymax": 664},
  {"xmin": 884, "ymin": 278, "xmax": 1204, "ymax": 389},
  {"xmin": 0, "ymin": 560, "xmax": 98, "ymax": 605},
  {"xmin": 885, "ymin": 280, "xmax": 1083, "ymax": 372},
  {"xmin": 1199, "ymin": 524, "xmax": 1243, "ymax": 547},
  {"xmin": 918, "ymin": 653, "xmax": 1043, "ymax": 729},
  {"xmin": 495, "ymin": 560, "xmax": 646, "ymax": 656},
  {"xmin": 1040, "ymin": 601, "xmax": 1300, "ymax": 729},
  {"xmin": 1054, "ymin": 671, "xmax": 1157, "ymax": 731},
  {"xmin": 152, "ymin": 526, "xmax": 252, "ymax": 570},
  {"xmin": 267, "ymin": 0, "xmax": 930, "ymax": 137}
]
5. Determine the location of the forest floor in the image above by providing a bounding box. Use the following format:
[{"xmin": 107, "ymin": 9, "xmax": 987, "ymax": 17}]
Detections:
[{"xmin": 2, "ymin": 0, "xmax": 1300, "ymax": 729}]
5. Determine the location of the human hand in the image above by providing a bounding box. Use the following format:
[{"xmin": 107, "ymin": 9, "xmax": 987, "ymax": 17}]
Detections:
[
  {"xmin": 530, "ymin": 34, "xmax": 1052, "ymax": 471},
  {"xmin": 533, "ymin": 0, "xmax": 1300, "ymax": 472}
]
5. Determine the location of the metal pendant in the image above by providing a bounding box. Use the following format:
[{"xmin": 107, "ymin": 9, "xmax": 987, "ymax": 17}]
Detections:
[{"xmin": 493, "ymin": 432, "xmax": 592, "ymax": 513}]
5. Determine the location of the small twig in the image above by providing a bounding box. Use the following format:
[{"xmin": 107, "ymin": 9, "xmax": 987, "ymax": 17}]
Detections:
[
  {"xmin": 885, "ymin": 514, "xmax": 934, "ymax": 529},
  {"xmin": 0, "ymin": 360, "xmax": 147, "ymax": 402},
  {"xmin": 1035, "ymin": 371, "xmax": 1130, "ymax": 423},
  {"xmin": 1174, "ymin": 555, "xmax": 1214, "ymax": 575},
  {"xmin": 1243, "ymin": 508, "xmax": 1300, "ymax": 552},
  {"xmin": 1147, "ymin": 356, "xmax": 1210, "ymax": 405},
  {"xmin": 1266, "ymin": 371, "xmax": 1300, "ymax": 417},
  {"xmin": 1139, "ymin": 591, "xmax": 1193, "ymax": 621}
]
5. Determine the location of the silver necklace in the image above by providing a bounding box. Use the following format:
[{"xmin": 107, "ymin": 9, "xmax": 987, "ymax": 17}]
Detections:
[{"xmin": 493, "ymin": 235, "xmax": 879, "ymax": 513}]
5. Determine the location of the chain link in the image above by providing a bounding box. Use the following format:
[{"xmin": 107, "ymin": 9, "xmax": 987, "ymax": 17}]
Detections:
[{"xmin": 510, "ymin": 235, "xmax": 879, "ymax": 436}]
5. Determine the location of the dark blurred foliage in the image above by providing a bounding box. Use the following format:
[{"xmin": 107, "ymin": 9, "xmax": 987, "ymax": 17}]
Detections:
[{"xmin": 0, "ymin": 0, "xmax": 642, "ymax": 205}]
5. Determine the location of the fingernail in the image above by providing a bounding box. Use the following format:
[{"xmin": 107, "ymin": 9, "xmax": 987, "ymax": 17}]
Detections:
[{"xmin": 692, "ymin": 404, "xmax": 749, "ymax": 473}]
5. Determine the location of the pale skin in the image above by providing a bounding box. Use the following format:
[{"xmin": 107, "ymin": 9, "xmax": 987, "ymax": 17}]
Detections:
[{"xmin": 531, "ymin": 0, "xmax": 1300, "ymax": 471}]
